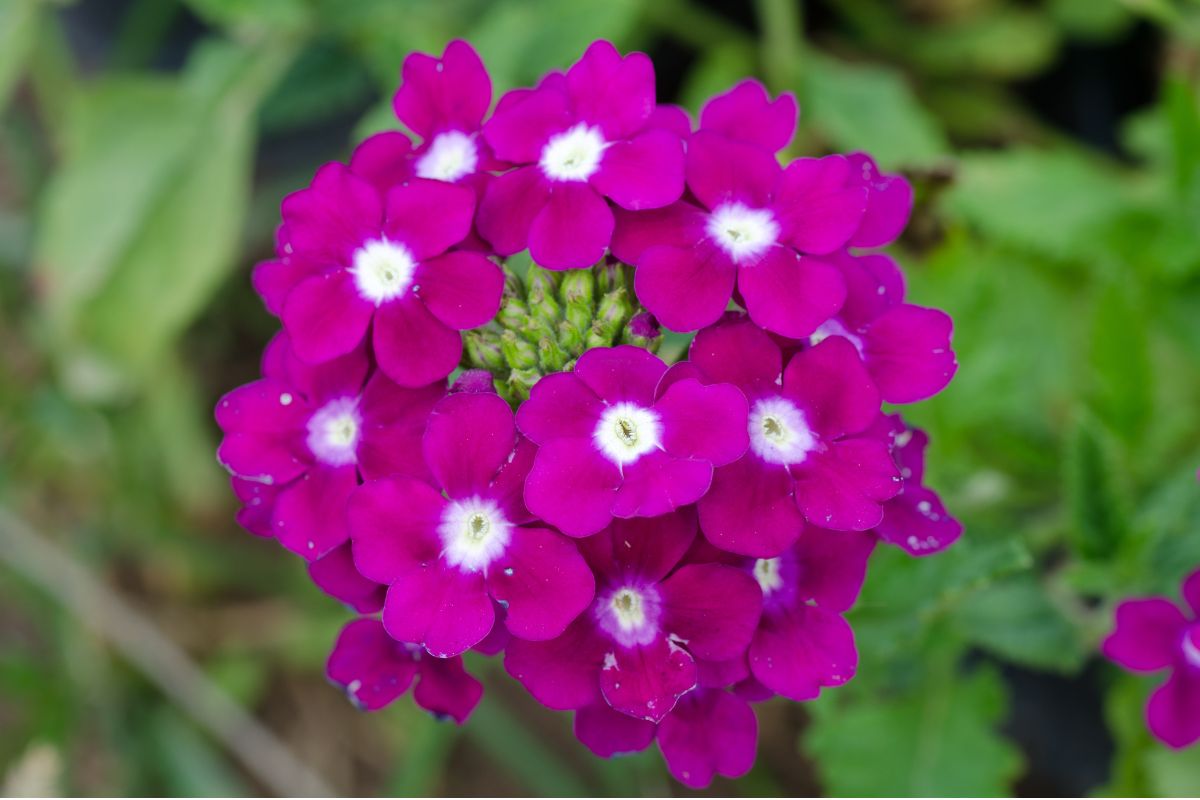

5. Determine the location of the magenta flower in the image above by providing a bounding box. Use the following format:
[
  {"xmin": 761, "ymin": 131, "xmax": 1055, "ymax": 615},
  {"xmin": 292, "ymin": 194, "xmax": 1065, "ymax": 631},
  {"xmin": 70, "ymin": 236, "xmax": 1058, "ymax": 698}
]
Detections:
[
  {"xmin": 517, "ymin": 345, "xmax": 749, "ymax": 537},
  {"xmin": 699, "ymin": 79, "xmax": 797, "ymax": 154},
  {"xmin": 810, "ymin": 251, "xmax": 957, "ymax": 404},
  {"xmin": 327, "ymin": 618, "xmax": 482, "ymax": 722},
  {"xmin": 309, "ymin": 543, "xmax": 386, "ymax": 614},
  {"xmin": 348, "ymin": 391, "xmax": 595, "ymax": 657},
  {"xmin": 844, "ymin": 152, "xmax": 914, "ymax": 249},
  {"xmin": 675, "ymin": 316, "xmax": 899, "ymax": 556},
  {"xmin": 745, "ymin": 525, "xmax": 874, "ymax": 700},
  {"xmin": 216, "ymin": 334, "xmax": 444, "ymax": 559},
  {"xmin": 477, "ymin": 40, "xmax": 685, "ymax": 269},
  {"xmin": 873, "ymin": 418, "xmax": 963, "ymax": 556},
  {"xmin": 1103, "ymin": 569, "xmax": 1200, "ymax": 748},
  {"xmin": 393, "ymin": 40, "xmax": 498, "ymax": 185},
  {"xmin": 658, "ymin": 688, "xmax": 758, "ymax": 789},
  {"xmin": 612, "ymin": 134, "xmax": 867, "ymax": 337},
  {"xmin": 277, "ymin": 162, "xmax": 502, "ymax": 385},
  {"xmin": 505, "ymin": 510, "xmax": 761, "ymax": 723}
]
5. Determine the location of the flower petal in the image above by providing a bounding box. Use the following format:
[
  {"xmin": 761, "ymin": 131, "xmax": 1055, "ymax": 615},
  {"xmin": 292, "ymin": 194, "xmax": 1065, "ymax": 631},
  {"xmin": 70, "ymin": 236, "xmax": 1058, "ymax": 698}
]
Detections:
[
  {"xmin": 658, "ymin": 689, "xmax": 757, "ymax": 789},
  {"xmin": 792, "ymin": 438, "xmax": 901, "ymax": 531},
  {"xmin": 794, "ymin": 526, "xmax": 875, "ymax": 612},
  {"xmin": 737, "ymin": 249, "xmax": 846, "ymax": 339},
  {"xmin": 688, "ymin": 315, "xmax": 782, "ymax": 393},
  {"xmin": 1102, "ymin": 598, "xmax": 1188, "ymax": 672},
  {"xmin": 774, "ymin": 155, "xmax": 868, "ymax": 255},
  {"xmin": 1147, "ymin": 669, "xmax": 1200, "ymax": 748},
  {"xmin": 394, "ymin": 40, "xmax": 491, "ymax": 138},
  {"xmin": 281, "ymin": 163, "xmax": 382, "ymax": 264},
  {"xmin": 383, "ymin": 561, "xmax": 494, "ymax": 658},
  {"xmin": 483, "ymin": 87, "xmax": 573, "ymax": 164},
  {"xmin": 749, "ymin": 604, "xmax": 857, "ymax": 701},
  {"xmin": 326, "ymin": 618, "xmax": 418, "ymax": 711},
  {"xmin": 489, "ymin": 526, "xmax": 596, "ymax": 641},
  {"xmin": 699, "ymin": 79, "xmax": 797, "ymax": 153},
  {"xmin": 356, "ymin": 374, "xmax": 444, "ymax": 482},
  {"xmin": 348, "ymin": 131, "xmax": 414, "ymax": 191},
  {"xmin": 699, "ymin": 456, "xmax": 804, "ymax": 557},
  {"xmin": 476, "ymin": 166, "xmax": 551, "ymax": 256},
  {"xmin": 529, "ymin": 182, "xmax": 614, "ymax": 270},
  {"xmin": 373, "ymin": 296, "xmax": 463, "ymax": 387},
  {"xmin": 273, "ymin": 464, "xmax": 358, "ymax": 560},
  {"xmin": 384, "ymin": 179, "xmax": 476, "ymax": 261},
  {"xmin": 283, "ymin": 270, "xmax": 374, "ymax": 364},
  {"xmin": 612, "ymin": 450, "xmax": 712, "ymax": 519},
  {"xmin": 656, "ymin": 377, "xmax": 749, "ymax": 466},
  {"xmin": 516, "ymin": 371, "xmax": 604, "ymax": 444},
  {"xmin": 862, "ymin": 304, "xmax": 957, "ymax": 404},
  {"xmin": 347, "ymin": 476, "xmax": 444, "ymax": 585},
  {"xmin": 413, "ymin": 655, "xmax": 484, "ymax": 723},
  {"xmin": 574, "ymin": 345, "xmax": 667, "ymax": 406},
  {"xmin": 660, "ymin": 563, "xmax": 762, "ymax": 661},
  {"xmin": 423, "ymin": 391, "xmax": 516, "ymax": 497},
  {"xmin": 504, "ymin": 618, "xmax": 608, "ymax": 710},
  {"xmin": 592, "ymin": 128, "xmax": 685, "ymax": 210},
  {"xmin": 308, "ymin": 543, "xmax": 386, "ymax": 614},
  {"xmin": 781, "ymin": 336, "xmax": 880, "ymax": 439},
  {"xmin": 524, "ymin": 439, "xmax": 621, "ymax": 537},
  {"xmin": 633, "ymin": 244, "xmax": 736, "ymax": 333},
  {"xmin": 416, "ymin": 250, "xmax": 503, "ymax": 330},
  {"xmin": 600, "ymin": 637, "xmax": 697, "ymax": 723},
  {"xmin": 566, "ymin": 41, "xmax": 655, "ymax": 140},
  {"xmin": 685, "ymin": 130, "xmax": 779, "ymax": 210},
  {"xmin": 611, "ymin": 201, "xmax": 706, "ymax": 264},
  {"xmin": 574, "ymin": 702, "xmax": 656, "ymax": 757}
]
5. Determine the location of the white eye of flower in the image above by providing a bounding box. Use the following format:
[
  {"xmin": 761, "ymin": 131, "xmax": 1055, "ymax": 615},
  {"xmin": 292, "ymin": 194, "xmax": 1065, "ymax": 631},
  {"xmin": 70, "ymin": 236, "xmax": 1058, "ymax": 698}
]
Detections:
[
  {"xmin": 748, "ymin": 396, "xmax": 817, "ymax": 465},
  {"xmin": 1184, "ymin": 627, "xmax": 1200, "ymax": 669},
  {"xmin": 351, "ymin": 238, "xmax": 416, "ymax": 305},
  {"xmin": 439, "ymin": 497, "xmax": 512, "ymax": 572},
  {"xmin": 416, "ymin": 131, "xmax": 479, "ymax": 183},
  {"xmin": 539, "ymin": 123, "xmax": 607, "ymax": 182},
  {"xmin": 596, "ymin": 583, "xmax": 662, "ymax": 648},
  {"xmin": 306, "ymin": 397, "xmax": 361, "ymax": 467},
  {"xmin": 706, "ymin": 202, "xmax": 780, "ymax": 263},
  {"xmin": 593, "ymin": 402, "xmax": 662, "ymax": 466},
  {"xmin": 753, "ymin": 557, "xmax": 784, "ymax": 595}
]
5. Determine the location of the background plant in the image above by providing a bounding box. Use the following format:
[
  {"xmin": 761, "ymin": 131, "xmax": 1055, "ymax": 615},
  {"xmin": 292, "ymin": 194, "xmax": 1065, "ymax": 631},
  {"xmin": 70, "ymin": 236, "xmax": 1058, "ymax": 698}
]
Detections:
[{"xmin": 2, "ymin": 0, "xmax": 1199, "ymax": 795}]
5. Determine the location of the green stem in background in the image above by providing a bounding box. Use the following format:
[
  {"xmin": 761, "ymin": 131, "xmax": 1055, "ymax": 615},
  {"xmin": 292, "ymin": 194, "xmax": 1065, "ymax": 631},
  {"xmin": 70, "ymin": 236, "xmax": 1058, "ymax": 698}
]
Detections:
[
  {"xmin": 754, "ymin": 0, "xmax": 805, "ymax": 91},
  {"xmin": 0, "ymin": 506, "xmax": 334, "ymax": 797},
  {"xmin": 642, "ymin": 0, "xmax": 755, "ymax": 50}
]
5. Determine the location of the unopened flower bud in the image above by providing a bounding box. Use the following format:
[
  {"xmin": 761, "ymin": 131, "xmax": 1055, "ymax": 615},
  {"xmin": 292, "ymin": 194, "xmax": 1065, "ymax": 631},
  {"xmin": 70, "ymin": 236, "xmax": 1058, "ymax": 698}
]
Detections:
[
  {"xmin": 500, "ymin": 330, "xmax": 538, "ymax": 371},
  {"xmin": 464, "ymin": 330, "xmax": 505, "ymax": 372},
  {"xmin": 559, "ymin": 268, "xmax": 595, "ymax": 330},
  {"xmin": 622, "ymin": 312, "xmax": 662, "ymax": 350}
]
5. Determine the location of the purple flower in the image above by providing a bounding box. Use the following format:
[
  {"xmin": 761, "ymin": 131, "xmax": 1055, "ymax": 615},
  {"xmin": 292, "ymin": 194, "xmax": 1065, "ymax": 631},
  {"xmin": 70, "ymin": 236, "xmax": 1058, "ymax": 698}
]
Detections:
[
  {"xmin": 477, "ymin": 40, "xmax": 686, "ymax": 269},
  {"xmin": 658, "ymin": 688, "xmax": 758, "ymax": 789},
  {"xmin": 517, "ymin": 345, "xmax": 749, "ymax": 537},
  {"xmin": 676, "ymin": 316, "xmax": 899, "ymax": 556},
  {"xmin": 348, "ymin": 391, "xmax": 595, "ymax": 657},
  {"xmin": 873, "ymin": 417, "xmax": 963, "ymax": 556},
  {"xmin": 393, "ymin": 40, "xmax": 498, "ymax": 185},
  {"xmin": 504, "ymin": 510, "xmax": 762, "ymax": 722},
  {"xmin": 810, "ymin": 251, "xmax": 957, "ymax": 404},
  {"xmin": 309, "ymin": 543, "xmax": 386, "ymax": 613},
  {"xmin": 277, "ymin": 162, "xmax": 502, "ymax": 386},
  {"xmin": 745, "ymin": 525, "xmax": 874, "ymax": 700},
  {"xmin": 844, "ymin": 152, "xmax": 914, "ymax": 249},
  {"xmin": 1103, "ymin": 569, "xmax": 1200, "ymax": 748},
  {"xmin": 699, "ymin": 79, "xmax": 797, "ymax": 154},
  {"xmin": 611, "ymin": 131, "xmax": 866, "ymax": 335},
  {"xmin": 327, "ymin": 618, "xmax": 482, "ymax": 722},
  {"xmin": 215, "ymin": 334, "xmax": 444, "ymax": 559}
]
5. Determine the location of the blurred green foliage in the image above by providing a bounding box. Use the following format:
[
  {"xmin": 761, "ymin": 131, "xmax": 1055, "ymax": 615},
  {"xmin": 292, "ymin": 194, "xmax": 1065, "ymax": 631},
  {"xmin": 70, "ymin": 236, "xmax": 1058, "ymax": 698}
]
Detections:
[{"xmin": 2, "ymin": 0, "xmax": 1200, "ymax": 795}]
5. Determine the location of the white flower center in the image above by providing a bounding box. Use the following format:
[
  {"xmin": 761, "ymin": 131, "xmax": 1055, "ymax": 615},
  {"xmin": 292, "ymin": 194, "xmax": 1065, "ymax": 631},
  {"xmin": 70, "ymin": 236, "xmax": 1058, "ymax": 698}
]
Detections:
[
  {"xmin": 539, "ymin": 123, "xmax": 606, "ymax": 182},
  {"xmin": 753, "ymin": 557, "xmax": 784, "ymax": 595},
  {"xmin": 596, "ymin": 583, "xmax": 662, "ymax": 647},
  {"xmin": 306, "ymin": 397, "xmax": 361, "ymax": 466},
  {"xmin": 706, "ymin": 202, "xmax": 779, "ymax": 262},
  {"xmin": 350, "ymin": 238, "xmax": 416, "ymax": 305},
  {"xmin": 810, "ymin": 318, "xmax": 865, "ymax": 355},
  {"xmin": 749, "ymin": 396, "xmax": 817, "ymax": 465},
  {"xmin": 1184, "ymin": 627, "xmax": 1200, "ymax": 669},
  {"xmin": 415, "ymin": 131, "xmax": 479, "ymax": 182},
  {"xmin": 593, "ymin": 402, "xmax": 661, "ymax": 466},
  {"xmin": 439, "ymin": 496, "xmax": 512, "ymax": 572}
]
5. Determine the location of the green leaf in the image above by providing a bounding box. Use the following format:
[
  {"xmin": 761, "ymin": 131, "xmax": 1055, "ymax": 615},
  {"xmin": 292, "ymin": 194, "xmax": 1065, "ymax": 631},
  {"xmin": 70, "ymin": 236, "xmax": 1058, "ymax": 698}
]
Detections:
[
  {"xmin": 1086, "ymin": 280, "xmax": 1152, "ymax": 438},
  {"xmin": 1064, "ymin": 412, "xmax": 1132, "ymax": 561},
  {"xmin": 0, "ymin": 0, "xmax": 39, "ymax": 113},
  {"xmin": 144, "ymin": 709, "xmax": 249, "ymax": 796},
  {"xmin": 944, "ymin": 147, "xmax": 1132, "ymax": 263},
  {"xmin": 181, "ymin": 0, "xmax": 313, "ymax": 36},
  {"xmin": 1164, "ymin": 75, "xmax": 1200, "ymax": 194},
  {"xmin": 907, "ymin": 8, "xmax": 1059, "ymax": 79},
  {"xmin": 805, "ymin": 667, "xmax": 1022, "ymax": 796},
  {"xmin": 802, "ymin": 52, "xmax": 948, "ymax": 168},
  {"xmin": 33, "ymin": 38, "xmax": 296, "ymax": 397},
  {"xmin": 950, "ymin": 576, "xmax": 1085, "ymax": 672}
]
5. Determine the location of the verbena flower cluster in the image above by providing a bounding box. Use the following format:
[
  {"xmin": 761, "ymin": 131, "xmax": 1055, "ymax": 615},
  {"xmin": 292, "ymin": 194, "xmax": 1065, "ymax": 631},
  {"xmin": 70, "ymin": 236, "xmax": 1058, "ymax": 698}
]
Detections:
[{"xmin": 217, "ymin": 39, "xmax": 961, "ymax": 788}]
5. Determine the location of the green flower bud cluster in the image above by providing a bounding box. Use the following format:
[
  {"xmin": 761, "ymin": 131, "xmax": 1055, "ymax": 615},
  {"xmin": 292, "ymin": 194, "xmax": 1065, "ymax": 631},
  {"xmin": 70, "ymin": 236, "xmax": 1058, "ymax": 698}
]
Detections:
[{"xmin": 462, "ymin": 258, "xmax": 661, "ymax": 404}]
